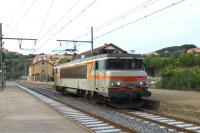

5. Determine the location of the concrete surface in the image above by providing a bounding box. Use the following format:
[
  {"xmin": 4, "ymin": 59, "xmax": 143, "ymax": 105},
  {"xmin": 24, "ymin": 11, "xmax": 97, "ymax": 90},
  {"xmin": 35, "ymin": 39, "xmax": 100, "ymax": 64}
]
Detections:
[{"xmin": 0, "ymin": 82, "xmax": 88, "ymax": 133}]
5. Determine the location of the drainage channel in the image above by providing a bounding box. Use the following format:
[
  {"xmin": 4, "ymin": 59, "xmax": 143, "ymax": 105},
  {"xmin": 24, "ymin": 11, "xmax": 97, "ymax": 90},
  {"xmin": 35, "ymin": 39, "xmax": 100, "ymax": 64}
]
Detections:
[{"xmin": 16, "ymin": 84, "xmax": 125, "ymax": 133}]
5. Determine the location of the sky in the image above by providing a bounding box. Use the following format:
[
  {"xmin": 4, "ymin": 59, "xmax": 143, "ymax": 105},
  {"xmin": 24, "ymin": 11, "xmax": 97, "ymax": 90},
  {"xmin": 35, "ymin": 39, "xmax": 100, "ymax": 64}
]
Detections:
[{"xmin": 0, "ymin": 0, "xmax": 200, "ymax": 55}]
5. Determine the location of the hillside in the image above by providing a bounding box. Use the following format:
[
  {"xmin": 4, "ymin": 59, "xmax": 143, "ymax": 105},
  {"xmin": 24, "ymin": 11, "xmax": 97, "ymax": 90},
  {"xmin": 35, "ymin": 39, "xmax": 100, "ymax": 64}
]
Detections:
[
  {"xmin": 4, "ymin": 51, "xmax": 34, "ymax": 80},
  {"xmin": 155, "ymin": 44, "xmax": 197, "ymax": 56}
]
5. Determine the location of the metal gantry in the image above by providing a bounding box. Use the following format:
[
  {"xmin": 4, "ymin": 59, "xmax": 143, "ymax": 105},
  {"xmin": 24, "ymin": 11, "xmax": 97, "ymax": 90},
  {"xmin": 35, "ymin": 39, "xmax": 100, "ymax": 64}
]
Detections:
[
  {"xmin": 0, "ymin": 23, "xmax": 38, "ymax": 90},
  {"xmin": 0, "ymin": 23, "xmax": 4, "ymax": 90},
  {"xmin": 56, "ymin": 27, "xmax": 94, "ymax": 55}
]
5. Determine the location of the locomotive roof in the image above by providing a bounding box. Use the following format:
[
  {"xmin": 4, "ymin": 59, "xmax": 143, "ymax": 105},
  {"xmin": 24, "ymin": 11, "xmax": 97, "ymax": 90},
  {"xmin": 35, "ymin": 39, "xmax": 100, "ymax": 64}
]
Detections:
[{"xmin": 55, "ymin": 53, "xmax": 142, "ymax": 68}]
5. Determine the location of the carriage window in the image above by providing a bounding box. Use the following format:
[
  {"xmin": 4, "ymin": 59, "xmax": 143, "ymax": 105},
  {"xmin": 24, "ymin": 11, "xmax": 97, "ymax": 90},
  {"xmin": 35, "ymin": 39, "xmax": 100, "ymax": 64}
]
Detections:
[
  {"xmin": 95, "ymin": 61, "xmax": 98, "ymax": 70},
  {"xmin": 98, "ymin": 60, "xmax": 105, "ymax": 70},
  {"xmin": 60, "ymin": 65, "xmax": 87, "ymax": 79},
  {"xmin": 131, "ymin": 62, "xmax": 135, "ymax": 68},
  {"xmin": 105, "ymin": 59, "xmax": 143, "ymax": 70}
]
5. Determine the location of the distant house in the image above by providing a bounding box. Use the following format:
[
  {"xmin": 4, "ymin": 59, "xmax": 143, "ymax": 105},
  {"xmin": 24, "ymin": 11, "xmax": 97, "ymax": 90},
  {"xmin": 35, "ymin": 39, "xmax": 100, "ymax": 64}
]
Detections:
[
  {"xmin": 33, "ymin": 54, "xmax": 72, "ymax": 65},
  {"xmin": 48, "ymin": 54, "xmax": 72, "ymax": 65},
  {"xmin": 0, "ymin": 48, "xmax": 9, "ymax": 53},
  {"xmin": 187, "ymin": 48, "xmax": 200, "ymax": 54},
  {"xmin": 29, "ymin": 60, "xmax": 54, "ymax": 82},
  {"xmin": 78, "ymin": 43, "xmax": 127, "ymax": 58}
]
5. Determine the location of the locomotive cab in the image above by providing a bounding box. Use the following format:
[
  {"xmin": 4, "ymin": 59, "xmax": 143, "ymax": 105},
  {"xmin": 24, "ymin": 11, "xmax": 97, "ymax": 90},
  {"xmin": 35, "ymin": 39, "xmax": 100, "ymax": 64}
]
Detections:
[{"xmin": 94, "ymin": 56, "xmax": 151, "ymax": 100}]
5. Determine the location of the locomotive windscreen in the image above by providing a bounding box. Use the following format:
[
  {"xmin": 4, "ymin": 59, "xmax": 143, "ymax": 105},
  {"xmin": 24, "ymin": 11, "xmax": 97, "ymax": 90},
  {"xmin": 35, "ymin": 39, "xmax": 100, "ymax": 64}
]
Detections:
[{"xmin": 105, "ymin": 59, "xmax": 143, "ymax": 70}]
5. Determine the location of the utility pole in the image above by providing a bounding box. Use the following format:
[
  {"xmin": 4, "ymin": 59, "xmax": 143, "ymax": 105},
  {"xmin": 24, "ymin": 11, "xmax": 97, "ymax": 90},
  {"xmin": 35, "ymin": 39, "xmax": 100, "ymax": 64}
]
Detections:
[
  {"xmin": 91, "ymin": 27, "xmax": 93, "ymax": 54},
  {"xmin": 57, "ymin": 27, "xmax": 94, "ymax": 55},
  {"xmin": 24, "ymin": 62, "xmax": 27, "ymax": 80},
  {"xmin": 10, "ymin": 63, "xmax": 13, "ymax": 81},
  {"xmin": 0, "ymin": 23, "xmax": 4, "ymax": 90}
]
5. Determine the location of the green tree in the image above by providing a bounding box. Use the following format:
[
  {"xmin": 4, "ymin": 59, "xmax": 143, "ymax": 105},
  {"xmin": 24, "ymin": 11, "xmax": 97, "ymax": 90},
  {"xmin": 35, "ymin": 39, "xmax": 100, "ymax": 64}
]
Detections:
[{"xmin": 58, "ymin": 58, "xmax": 71, "ymax": 64}]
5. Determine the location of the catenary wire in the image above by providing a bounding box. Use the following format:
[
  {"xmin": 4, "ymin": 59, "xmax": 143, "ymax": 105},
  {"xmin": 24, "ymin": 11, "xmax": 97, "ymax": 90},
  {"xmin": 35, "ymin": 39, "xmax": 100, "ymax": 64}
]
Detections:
[
  {"xmin": 74, "ymin": 0, "xmax": 159, "ymax": 40},
  {"xmin": 67, "ymin": 0, "xmax": 188, "ymax": 53},
  {"xmin": 37, "ymin": 0, "xmax": 81, "ymax": 42},
  {"xmin": 29, "ymin": 0, "xmax": 55, "ymax": 53},
  {"xmin": 9, "ymin": 0, "xmax": 37, "ymax": 35},
  {"xmin": 95, "ymin": 0, "xmax": 186, "ymax": 39},
  {"xmin": 37, "ymin": 0, "xmax": 55, "ymax": 39},
  {"xmin": 33, "ymin": 0, "xmax": 98, "ymax": 54},
  {"xmin": 6, "ymin": 0, "xmax": 26, "ymax": 36},
  {"xmin": 31, "ymin": 0, "xmax": 81, "ymax": 54},
  {"xmin": 45, "ymin": 0, "xmax": 189, "ymax": 55},
  {"xmin": 66, "ymin": 0, "xmax": 159, "ymax": 52}
]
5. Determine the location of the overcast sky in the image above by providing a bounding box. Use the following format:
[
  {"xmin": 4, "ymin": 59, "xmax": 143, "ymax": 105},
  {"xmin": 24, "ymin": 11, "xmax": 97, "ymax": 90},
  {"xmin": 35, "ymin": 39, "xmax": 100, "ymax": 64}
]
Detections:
[{"xmin": 0, "ymin": 0, "xmax": 200, "ymax": 55}]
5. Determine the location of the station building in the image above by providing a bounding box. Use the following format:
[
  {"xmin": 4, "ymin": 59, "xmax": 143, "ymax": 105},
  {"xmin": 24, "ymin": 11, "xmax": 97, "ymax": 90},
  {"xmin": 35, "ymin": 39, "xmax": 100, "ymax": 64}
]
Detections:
[{"xmin": 29, "ymin": 60, "xmax": 54, "ymax": 82}]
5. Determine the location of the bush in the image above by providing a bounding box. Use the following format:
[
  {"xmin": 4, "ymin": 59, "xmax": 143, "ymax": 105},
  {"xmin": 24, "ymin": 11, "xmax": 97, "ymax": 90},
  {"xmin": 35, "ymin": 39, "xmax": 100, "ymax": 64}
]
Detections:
[
  {"xmin": 144, "ymin": 53, "xmax": 200, "ymax": 91},
  {"xmin": 158, "ymin": 66, "xmax": 200, "ymax": 90}
]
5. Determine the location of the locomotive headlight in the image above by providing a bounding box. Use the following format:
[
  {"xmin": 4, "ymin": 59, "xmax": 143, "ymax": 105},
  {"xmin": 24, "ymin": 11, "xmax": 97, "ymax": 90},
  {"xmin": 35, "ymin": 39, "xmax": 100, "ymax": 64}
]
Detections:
[
  {"xmin": 137, "ymin": 81, "xmax": 146, "ymax": 86},
  {"xmin": 139, "ymin": 82, "xmax": 143, "ymax": 85},
  {"xmin": 110, "ymin": 81, "xmax": 123, "ymax": 87},
  {"xmin": 116, "ymin": 81, "xmax": 121, "ymax": 87},
  {"xmin": 111, "ymin": 82, "xmax": 115, "ymax": 87}
]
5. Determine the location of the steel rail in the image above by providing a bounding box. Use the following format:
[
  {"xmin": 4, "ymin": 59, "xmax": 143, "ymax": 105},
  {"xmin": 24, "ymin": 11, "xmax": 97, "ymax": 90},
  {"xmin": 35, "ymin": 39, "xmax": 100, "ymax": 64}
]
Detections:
[
  {"xmin": 140, "ymin": 108, "xmax": 200, "ymax": 127},
  {"xmin": 17, "ymin": 82, "xmax": 136, "ymax": 133},
  {"xmin": 20, "ymin": 82, "xmax": 200, "ymax": 133}
]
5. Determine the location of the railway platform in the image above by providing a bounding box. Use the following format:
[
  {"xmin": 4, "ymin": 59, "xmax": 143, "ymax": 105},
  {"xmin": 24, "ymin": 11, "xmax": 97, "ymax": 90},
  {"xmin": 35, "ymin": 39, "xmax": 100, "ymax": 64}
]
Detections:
[{"xmin": 0, "ymin": 82, "xmax": 88, "ymax": 133}]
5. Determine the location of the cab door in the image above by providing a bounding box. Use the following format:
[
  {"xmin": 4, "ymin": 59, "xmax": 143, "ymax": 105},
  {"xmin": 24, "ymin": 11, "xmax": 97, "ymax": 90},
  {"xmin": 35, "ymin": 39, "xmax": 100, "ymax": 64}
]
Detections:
[
  {"xmin": 87, "ymin": 62, "xmax": 96, "ymax": 91},
  {"xmin": 95, "ymin": 61, "xmax": 99, "ymax": 90},
  {"xmin": 98, "ymin": 60, "xmax": 106, "ymax": 92}
]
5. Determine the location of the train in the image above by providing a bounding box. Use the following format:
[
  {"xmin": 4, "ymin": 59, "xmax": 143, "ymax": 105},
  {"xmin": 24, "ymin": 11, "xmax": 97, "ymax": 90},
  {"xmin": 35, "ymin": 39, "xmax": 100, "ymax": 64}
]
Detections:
[{"xmin": 54, "ymin": 53, "xmax": 151, "ymax": 103}]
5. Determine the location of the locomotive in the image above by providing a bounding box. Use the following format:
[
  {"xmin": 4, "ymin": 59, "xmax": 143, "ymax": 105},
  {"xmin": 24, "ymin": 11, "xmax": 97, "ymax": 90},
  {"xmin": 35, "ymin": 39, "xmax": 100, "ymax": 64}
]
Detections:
[{"xmin": 54, "ymin": 53, "xmax": 151, "ymax": 102}]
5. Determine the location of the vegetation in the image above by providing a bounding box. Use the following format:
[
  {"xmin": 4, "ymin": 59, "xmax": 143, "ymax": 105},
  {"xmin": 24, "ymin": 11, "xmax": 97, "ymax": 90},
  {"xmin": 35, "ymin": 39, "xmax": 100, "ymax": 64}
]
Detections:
[
  {"xmin": 158, "ymin": 66, "xmax": 200, "ymax": 90},
  {"xmin": 4, "ymin": 52, "xmax": 32, "ymax": 80},
  {"xmin": 144, "ymin": 45, "xmax": 200, "ymax": 91},
  {"xmin": 58, "ymin": 58, "xmax": 71, "ymax": 64}
]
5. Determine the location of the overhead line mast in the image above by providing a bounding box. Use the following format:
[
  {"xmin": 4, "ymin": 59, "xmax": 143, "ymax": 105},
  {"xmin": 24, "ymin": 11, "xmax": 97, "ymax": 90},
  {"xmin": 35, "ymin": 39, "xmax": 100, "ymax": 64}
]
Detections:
[
  {"xmin": 0, "ymin": 23, "xmax": 4, "ymax": 90},
  {"xmin": 0, "ymin": 23, "xmax": 38, "ymax": 90},
  {"xmin": 56, "ymin": 27, "xmax": 94, "ymax": 55}
]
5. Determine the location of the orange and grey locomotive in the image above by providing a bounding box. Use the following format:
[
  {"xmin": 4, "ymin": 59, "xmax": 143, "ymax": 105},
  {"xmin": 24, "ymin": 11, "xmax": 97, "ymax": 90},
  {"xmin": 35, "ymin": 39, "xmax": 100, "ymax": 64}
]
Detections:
[{"xmin": 54, "ymin": 53, "xmax": 151, "ymax": 102}]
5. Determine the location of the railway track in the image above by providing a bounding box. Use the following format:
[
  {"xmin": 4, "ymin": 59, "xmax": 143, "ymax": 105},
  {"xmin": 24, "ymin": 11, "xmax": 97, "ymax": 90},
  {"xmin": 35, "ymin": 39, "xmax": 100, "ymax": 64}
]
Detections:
[
  {"xmin": 15, "ymin": 83, "xmax": 134, "ymax": 133},
  {"xmin": 16, "ymin": 82, "xmax": 200, "ymax": 133},
  {"xmin": 118, "ymin": 109, "xmax": 200, "ymax": 133}
]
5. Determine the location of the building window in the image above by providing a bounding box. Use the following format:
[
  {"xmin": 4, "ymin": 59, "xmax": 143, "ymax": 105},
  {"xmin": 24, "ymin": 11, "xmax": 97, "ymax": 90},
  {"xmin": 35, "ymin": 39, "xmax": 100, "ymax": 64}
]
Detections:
[{"xmin": 42, "ymin": 62, "xmax": 45, "ymax": 65}]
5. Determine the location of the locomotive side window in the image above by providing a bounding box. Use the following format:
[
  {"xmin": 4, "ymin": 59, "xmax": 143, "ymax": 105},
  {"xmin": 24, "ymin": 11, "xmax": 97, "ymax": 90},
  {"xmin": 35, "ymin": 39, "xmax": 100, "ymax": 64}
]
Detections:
[
  {"xmin": 131, "ymin": 62, "xmax": 135, "ymax": 68},
  {"xmin": 95, "ymin": 60, "xmax": 105, "ymax": 70},
  {"xmin": 99, "ymin": 60, "xmax": 105, "ymax": 70},
  {"xmin": 105, "ymin": 59, "xmax": 143, "ymax": 70},
  {"xmin": 95, "ymin": 61, "xmax": 98, "ymax": 70},
  {"xmin": 60, "ymin": 65, "xmax": 87, "ymax": 79},
  {"xmin": 133, "ymin": 59, "xmax": 143, "ymax": 69}
]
